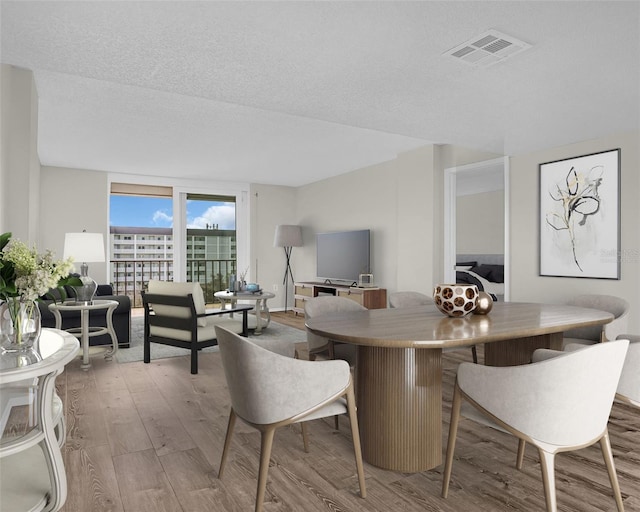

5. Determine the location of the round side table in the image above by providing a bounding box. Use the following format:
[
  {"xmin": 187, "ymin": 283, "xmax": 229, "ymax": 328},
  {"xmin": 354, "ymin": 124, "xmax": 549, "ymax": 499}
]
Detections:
[
  {"xmin": 214, "ymin": 291, "xmax": 275, "ymax": 335},
  {"xmin": 48, "ymin": 300, "xmax": 119, "ymax": 370}
]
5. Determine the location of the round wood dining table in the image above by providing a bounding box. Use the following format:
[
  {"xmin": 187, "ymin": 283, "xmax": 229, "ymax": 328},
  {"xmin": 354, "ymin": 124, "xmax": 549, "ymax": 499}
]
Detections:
[{"xmin": 306, "ymin": 301, "xmax": 613, "ymax": 473}]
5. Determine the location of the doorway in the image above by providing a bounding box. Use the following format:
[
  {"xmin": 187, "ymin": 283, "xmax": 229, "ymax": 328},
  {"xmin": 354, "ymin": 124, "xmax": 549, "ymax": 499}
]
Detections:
[{"xmin": 444, "ymin": 157, "xmax": 510, "ymax": 301}]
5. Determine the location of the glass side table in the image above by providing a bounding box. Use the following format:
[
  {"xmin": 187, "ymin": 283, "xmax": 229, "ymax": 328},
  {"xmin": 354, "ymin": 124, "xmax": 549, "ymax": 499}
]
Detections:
[
  {"xmin": 214, "ymin": 290, "xmax": 275, "ymax": 335},
  {"xmin": 48, "ymin": 299, "xmax": 119, "ymax": 370},
  {"xmin": 0, "ymin": 328, "xmax": 79, "ymax": 511}
]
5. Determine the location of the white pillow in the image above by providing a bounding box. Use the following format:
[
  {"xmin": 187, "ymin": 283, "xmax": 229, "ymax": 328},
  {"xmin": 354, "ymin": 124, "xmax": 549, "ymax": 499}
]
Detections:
[{"xmin": 147, "ymin": 280, "xmax": 207, "ymax": 327}]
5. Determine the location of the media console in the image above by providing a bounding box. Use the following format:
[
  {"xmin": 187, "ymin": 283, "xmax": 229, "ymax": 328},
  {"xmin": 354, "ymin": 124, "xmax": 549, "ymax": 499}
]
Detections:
[{"xmin": 293, "ymin": 281, "xmax": 387, "ymax": 316}]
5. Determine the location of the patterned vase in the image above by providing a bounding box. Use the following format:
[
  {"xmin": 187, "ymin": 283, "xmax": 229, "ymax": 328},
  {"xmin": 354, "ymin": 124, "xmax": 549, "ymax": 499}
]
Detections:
[{"xmin": 433, "ymin": 284, "xmax": 479, "ymax": 317}]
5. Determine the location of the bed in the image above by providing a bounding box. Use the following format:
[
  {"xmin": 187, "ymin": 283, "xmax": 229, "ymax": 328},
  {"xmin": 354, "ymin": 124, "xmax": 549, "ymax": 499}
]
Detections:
[{"xmin": 455, "ymin": 253, "xmax": 504, "ymax": 301}]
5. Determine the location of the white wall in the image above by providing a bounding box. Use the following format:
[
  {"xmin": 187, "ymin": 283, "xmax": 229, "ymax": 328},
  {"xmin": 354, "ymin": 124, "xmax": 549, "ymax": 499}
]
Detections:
[
  {"xmin": 293, "ymin": 146, "xmax": 438, "ymax": 295},
  {"xmin": 289, "ymin": 144, "xmax": 503, "ymax": 297},
  {"xmin": 510, "ymin": 131, "xmax": 640, "ymax": 332},
  {"xmin": 39, "ymin": 166, "xmax": 110, "ymax": 282},
  {"xmin": 250, "ymin": 184, "xmax": 297, "ymax": 310},
  {"xmin": 456, "ymin": 190, "xmax": 504, "ymax": 254},
  {"xmin": 38, "ymin": 169, "xmax": 254, "ymax": 289},
  {"xmin": 0, "ymin": 65, "xmax": 40, "ymax": 242}
]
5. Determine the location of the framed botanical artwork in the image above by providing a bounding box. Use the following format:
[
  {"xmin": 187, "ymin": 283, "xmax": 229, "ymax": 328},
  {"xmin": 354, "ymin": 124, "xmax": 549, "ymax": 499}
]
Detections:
[{"xmin": 539, "ymin": 148, "xmax": 620, "ymax": 279}]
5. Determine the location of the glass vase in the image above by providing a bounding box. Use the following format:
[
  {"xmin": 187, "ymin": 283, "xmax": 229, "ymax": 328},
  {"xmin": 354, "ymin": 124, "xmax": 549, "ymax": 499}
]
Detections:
[{"xmin": 0, "ymin": 297, "xmax": 42, "ymax": 353}]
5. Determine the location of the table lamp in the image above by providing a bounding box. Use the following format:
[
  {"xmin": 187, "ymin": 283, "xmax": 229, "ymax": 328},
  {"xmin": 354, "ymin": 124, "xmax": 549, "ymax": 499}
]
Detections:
[
  {"xmin": 273, "ymin": 225, "xmax": 302, "ymax": 312},
  {"xmin": 63, "ymin": 232, "xmax": 106, "ymax": 303}
]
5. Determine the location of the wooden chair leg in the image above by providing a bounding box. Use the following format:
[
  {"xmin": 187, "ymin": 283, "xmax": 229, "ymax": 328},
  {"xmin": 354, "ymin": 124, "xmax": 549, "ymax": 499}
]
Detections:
[
  {"xmin": 346, "ymin": 382, "xmax": 366, "ymax": 498},
  {"xmin": 300, "ymin": 422, "xmax": 310, "ymax": 453},
  {"xmin": 218, "ymin": 409, "xmax": 237, "ymax": 479},
  {"xmin": 255, "ymin": 427, "xmax": 276, "ymax": 512},
  {"xmin": 516, "ymin": 439, "xmax": 526, "ymax": 470},
  {"xmin": 471, "ymin": 345, "xmax": 478, "ymax": 364},
  {"xmin": 538, "ymin": 449, "xmax": 557, "ymax": 512},
  {"xmin": 600, "ymin": 430, "xmax": 624, "ymax": 512},
  {"xmin": 442, "ymin": 381, "xmax": 462, "ymax": 498}
]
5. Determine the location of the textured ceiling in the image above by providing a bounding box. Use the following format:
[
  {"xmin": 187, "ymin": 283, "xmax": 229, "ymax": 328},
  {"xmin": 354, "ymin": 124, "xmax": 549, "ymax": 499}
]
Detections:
[{"xmin": 1, "ymin": 1, "xmax": 639, "ymax": 187}]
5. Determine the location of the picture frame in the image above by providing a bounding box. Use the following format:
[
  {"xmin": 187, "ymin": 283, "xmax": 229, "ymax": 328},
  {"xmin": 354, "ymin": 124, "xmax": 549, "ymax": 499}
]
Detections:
[{"xmin": 539, "ymin": 148, "xmax": 620, "ymax": 279}]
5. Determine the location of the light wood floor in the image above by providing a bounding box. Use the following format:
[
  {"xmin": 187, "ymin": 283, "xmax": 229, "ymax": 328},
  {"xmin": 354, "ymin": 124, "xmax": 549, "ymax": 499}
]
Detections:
[{"xmin": 57, "ymin": 311, "xmax": 640, "ymax": 511}]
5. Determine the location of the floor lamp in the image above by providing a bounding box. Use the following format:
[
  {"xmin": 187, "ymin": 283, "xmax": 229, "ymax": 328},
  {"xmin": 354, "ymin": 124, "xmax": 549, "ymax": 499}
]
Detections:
[{"xmin": 274, "ymin": 225, "xmax": 303, "ymax": 313}]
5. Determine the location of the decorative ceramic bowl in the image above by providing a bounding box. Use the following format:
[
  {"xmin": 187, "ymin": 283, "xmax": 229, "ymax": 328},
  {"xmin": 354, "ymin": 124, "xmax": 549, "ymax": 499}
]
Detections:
[{"xmin": 433, "ymin": 284, "xmax": 479, "ymax": 317}]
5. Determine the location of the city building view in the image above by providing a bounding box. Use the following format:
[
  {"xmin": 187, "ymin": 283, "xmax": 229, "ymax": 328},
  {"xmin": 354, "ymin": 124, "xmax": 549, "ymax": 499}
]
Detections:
[{"xmin": 110, "ymin": 226, "xmax": 237, "ymax": 307}]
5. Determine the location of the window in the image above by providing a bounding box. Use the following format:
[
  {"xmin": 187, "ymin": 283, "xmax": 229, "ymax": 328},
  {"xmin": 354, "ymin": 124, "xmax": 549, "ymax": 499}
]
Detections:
[{"xmin": 109, "ymin": 182, "xmax": 245, "ymax": 306}]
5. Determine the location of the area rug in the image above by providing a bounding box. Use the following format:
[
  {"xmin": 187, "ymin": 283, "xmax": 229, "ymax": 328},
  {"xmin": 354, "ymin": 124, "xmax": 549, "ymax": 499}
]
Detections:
[{"xmin": 115, "ymin": 315, "xmax": 306, "ymax": 364}]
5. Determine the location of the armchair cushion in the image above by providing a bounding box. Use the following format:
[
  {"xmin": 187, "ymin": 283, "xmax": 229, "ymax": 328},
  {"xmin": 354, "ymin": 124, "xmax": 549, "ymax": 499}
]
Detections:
[
  {"xmin": 147, "ymin": 280, "xmax": 207, "ymax": 327},
  {"xmin": 150, "ymin": 314, "xmax": 244, "ymax": 342}
]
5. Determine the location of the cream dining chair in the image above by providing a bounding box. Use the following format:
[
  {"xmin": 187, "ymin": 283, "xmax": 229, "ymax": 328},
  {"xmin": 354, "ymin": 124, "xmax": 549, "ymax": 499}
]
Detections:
[
  {"xmin": 389, "ymin": 290, "xmax": 478, "ymax": 363},
  {"xmin": 562, "ymin": 294, "xmax": 629, "ymax": 348},
  {"xmin": 565, "ymin": 334, "xmax": 640, "ymax": 408},
  {"xmin": 214, "ymin": 326, "xmax": 366, "ymax": 512},
  {"xmin": 388, "ymin": 291, "xmax": 435, "ymax": 309},
  {"xmin": 442, "ymin": 339, "xmax": 629, "ymax": 512},
  {"xmin": 510, "ymin": 334, "xmax": 640, "ymax": 482},
  {"xmin": 303, "ymin": 295, "xmax": 365, "ymax": 365},
  {"xmin": 614, "ymin": 334, "xmax": 640, "ymax": 407}
]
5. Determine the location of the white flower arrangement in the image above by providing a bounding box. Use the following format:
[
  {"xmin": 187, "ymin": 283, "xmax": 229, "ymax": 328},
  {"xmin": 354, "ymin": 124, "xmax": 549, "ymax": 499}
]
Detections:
[{"xmin": 0, "ymin": 233, "xmax": 79, "ymax": 302}]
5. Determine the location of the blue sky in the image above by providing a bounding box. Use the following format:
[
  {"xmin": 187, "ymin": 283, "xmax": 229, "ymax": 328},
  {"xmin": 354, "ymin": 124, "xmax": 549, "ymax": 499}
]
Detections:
[{"xmin": 110, "ymin": 196, "xmax": 236, "ymax": 229}]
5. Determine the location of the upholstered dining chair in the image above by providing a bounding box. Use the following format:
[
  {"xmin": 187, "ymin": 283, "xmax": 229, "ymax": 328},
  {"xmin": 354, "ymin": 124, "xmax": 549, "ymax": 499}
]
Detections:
[
  {"xmin": 303, "ymin": 296, "xmax": 365, "ymax": 365},
  {"xmin": 142, "ymin": 280, "xmax": 250, "ymax": 374},
  {"xmin": 614, "ymin": 334, "xmax": 640, "ymax": 407},
  {"xmin": 442, "ymin": 339, "xmax": 629, "ymax": 512},
  {"xmin": 562, "ymin": 294, "xmax": 629, "ymax": 348},
  {"xmin": 389, "ymin": 290, "xmax": 478, "ymax": 364},
  {"xmin": 388, "ymin": 291, "xmax": 435, "ymax": 309},
  {"xmin": 214, "ymin": 326, "xmax": 366, "ymax": 512},
  {"xmin": 567, "ymin": 335, "xmax": 640, "ymax": 408}
]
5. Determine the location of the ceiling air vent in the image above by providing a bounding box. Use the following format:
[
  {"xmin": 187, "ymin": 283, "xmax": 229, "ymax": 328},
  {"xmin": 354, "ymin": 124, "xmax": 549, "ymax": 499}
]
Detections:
[{"xmin": 444, "ymin": 29, "xmax": 531, "ymax": 67}]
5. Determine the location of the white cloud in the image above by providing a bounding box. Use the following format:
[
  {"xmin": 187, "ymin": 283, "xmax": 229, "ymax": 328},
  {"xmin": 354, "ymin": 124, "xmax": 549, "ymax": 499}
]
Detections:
[
  {"xmin": 188, "ymin": 205, "xmax": 236, "ymax": 230},
  {"xmin": 152, "ymin": 210, "xmax": 173, "ymax": 226}
]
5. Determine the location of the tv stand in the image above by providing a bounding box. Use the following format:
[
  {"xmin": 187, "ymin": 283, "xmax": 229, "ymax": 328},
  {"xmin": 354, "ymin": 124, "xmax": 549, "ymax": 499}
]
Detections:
[
  {"xmin": 323, "ymin": 278, "xmax": 358, "ymax": 287},
  {"xmin": 294, "ymin": 281, "xmax": 387, "ymax": 316}
]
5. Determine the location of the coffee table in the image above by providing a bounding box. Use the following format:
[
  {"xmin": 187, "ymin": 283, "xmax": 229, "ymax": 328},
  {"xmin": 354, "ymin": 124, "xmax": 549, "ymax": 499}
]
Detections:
[{"xmin": 215, "ymin": 290, "xmax": 275, "ymax": 335}]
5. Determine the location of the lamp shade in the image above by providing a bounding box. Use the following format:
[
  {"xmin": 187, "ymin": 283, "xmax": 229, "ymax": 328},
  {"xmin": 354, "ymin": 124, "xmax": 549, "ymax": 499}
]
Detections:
[
  {"xmin": 274, "ymin": 225, "xmax": 303, "ymax": 248},
  {"xmin": 63, "ymin": 232, "xmax": 106, "ymax": 263}
]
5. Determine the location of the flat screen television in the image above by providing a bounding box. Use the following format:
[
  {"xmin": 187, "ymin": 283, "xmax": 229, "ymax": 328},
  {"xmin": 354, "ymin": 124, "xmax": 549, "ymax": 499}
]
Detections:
[{"xmin": 316, "ymin": 229, "xmax": 370, "ymax": 283}]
